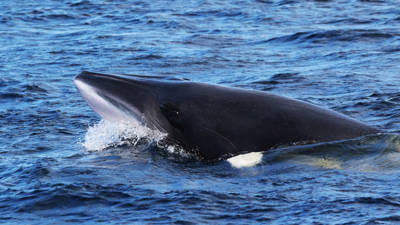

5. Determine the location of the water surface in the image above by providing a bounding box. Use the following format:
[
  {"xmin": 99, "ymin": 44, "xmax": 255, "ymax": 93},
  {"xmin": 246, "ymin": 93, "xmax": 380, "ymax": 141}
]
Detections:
[{"xmin": 1, "ymin": 0, "xmax": 400, "ymax": 224}]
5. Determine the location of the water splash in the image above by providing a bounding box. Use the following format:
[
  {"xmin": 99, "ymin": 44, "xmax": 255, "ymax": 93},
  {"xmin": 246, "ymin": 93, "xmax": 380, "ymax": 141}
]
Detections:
[
  {"xmin": 80, "ymin": 120, "xmax": 196, "ymax": 160},
  {"xmin": 81, "ymin": 120, "xmax": 166, "ymax": 152}
]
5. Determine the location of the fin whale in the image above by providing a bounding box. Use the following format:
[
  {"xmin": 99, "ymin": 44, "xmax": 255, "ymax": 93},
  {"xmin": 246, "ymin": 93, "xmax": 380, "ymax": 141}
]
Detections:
[{"xmin": 74, "ymin": 71, "xmax": 378, "ymax": 161}]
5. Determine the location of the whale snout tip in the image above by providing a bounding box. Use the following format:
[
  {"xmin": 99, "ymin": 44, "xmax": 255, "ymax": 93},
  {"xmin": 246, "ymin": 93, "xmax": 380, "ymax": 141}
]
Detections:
[
  {"xmin": 74, "ymin": 72, "xmax": 99, "ymax": 97},
  {"xmin": 74, "ymin": 72, "xmax": 88, "ymax": 90},
  {"xmin": 74, "ymin": 71, "xmax": 105, "ymax": 89},
  {"xmin": 74, "ymin": 71, "xmax": 91, "ymax": 82}
]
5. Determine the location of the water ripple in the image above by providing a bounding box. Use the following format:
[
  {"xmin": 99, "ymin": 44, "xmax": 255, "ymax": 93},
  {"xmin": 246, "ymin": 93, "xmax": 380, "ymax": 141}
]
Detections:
[{"xmin": 266, "ymin": 29, "xmax": 396, "ymax": 44}]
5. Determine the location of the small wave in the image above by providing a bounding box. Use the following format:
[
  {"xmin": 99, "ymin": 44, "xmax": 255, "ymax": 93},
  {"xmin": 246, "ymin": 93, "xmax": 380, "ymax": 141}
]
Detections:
[
  {"xmin": 15, "ymin": 183, "xmax": 133, "ymax": 213},
  {"xmin": 23, "ymin": 84, "xmax": 48, "ymax": 93},
  {"xmin": 20, "ymin": 12, "xmax": 78, "ymax": 23},
  {"xmin": 0, "ymin": 15, "xmax": 11, "ymax": 24},
  {"xmin": 45, "ymin": 14, "xmax": 76, "ymax": 20},
  {"xmin": 357, "ymin": 196, "xmax": 400, "ymax": 207},
  {"xmin": 359, "ymin": 0, "xmax": 385, "ymax": 2},
  {"xmin": 251, "ymin": 72, "xmax": 304, "ymax": 90},
  {"xmin": 324, "ymin": 18, "xmax": 376, "ymax": 25},
  {"xmin": 173, "ymin": 10, "xmax": 247, "ymax": 18},
  {"xmin": 0, "ymin": 92, "xmax": 24, "ymax": 99},
  {"xmin": 183, "ymin": 34, "xmax": 245, "ymax": 48},
  {"xmin": 128, "ymin": 54, "xmax": 163, "ymax": 60},
  {"xmin": 368, "ymin": 215, "xmax": 400, "ymax": 223},
  {"xmin": 146, "ymin": 20, "xmax": 193, "ymax": 30},
  {"xmin": 70, "ymin": 0, "xmax": 92, "ymax": 7},
  {"xmin": 252, "ymin": 72, "xmax": 303, "ymax": 83},
  {"xmin": 265, "ymin": 29, "xmax": 395, "ymax": 44},
  {"xmin": 255, "ymin": 0, "xmax": 273, "ymax": 4}
]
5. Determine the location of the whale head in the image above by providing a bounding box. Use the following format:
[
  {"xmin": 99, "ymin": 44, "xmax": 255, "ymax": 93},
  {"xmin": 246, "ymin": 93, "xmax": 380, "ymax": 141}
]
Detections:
[
  {"xmin": 74, "ymin": 71, "xmax": 176, "ymax": 133},
  {"xmin": 74, "ymin": 71, "xmax": 241, "ymax": 160}
]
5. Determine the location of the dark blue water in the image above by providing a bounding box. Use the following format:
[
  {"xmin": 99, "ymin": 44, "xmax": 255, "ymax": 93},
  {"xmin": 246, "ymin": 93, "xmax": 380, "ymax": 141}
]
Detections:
[{"xmin": 1, "ymin": 0, "xmax": 400, "ymax": 224}]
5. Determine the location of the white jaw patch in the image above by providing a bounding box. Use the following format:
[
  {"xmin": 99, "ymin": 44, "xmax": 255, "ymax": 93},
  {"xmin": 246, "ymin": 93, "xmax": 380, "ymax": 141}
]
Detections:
[
  {"xmin": 74, "ymin": 79, "xmax": 138, "ymax": 123},
  {"xmin": 227, "ymin": 152, "xmax": 263, "ymax": 168}
]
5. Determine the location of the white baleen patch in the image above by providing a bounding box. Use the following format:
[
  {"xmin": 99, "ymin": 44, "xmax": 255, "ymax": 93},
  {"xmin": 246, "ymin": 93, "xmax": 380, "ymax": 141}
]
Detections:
[{"xmin": 227, "ymin": 152, "xmax": 263, "ymax": 168}]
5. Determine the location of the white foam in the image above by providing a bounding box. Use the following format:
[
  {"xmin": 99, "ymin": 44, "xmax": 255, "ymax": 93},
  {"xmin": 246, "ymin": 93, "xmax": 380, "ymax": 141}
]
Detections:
[
  {"xmin": 82, "ymin": 120, "xmax": 166, "ymax": 152},
  {"xmin": 227, "ymin": 152, "xmax": 263, "ymax": 168}
]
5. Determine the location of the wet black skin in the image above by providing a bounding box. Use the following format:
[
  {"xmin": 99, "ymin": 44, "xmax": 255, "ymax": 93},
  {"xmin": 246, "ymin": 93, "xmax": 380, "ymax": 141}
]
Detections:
[{"xmin": 75, "ymin": 71, "xmax": 379, "ymax": 161}]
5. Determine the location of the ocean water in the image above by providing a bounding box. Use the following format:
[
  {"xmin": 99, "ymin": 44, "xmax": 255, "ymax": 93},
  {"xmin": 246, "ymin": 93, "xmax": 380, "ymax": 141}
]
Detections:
[{"xmin": 1, "ymin": 0, "xmax": 400, "ymax": 224}]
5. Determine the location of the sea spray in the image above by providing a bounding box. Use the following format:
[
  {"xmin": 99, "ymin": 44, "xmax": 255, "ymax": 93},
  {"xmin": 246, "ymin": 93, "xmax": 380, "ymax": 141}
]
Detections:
[{"xmin": 82, "ymin": 120, "xmax": 166, "ymax": 152}]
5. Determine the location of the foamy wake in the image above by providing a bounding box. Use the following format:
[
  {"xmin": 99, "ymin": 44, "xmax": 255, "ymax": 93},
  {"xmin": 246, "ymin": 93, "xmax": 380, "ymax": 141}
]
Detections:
[{"xmin": 82, "ymin": 120, "xmax": 166, "ymax": 152}]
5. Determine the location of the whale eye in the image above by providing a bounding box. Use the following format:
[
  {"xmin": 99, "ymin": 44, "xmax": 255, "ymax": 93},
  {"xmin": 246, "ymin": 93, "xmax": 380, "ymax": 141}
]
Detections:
[{"xmin": 160, "ymin": 103, "xmax": 182, "ymax": 128}]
